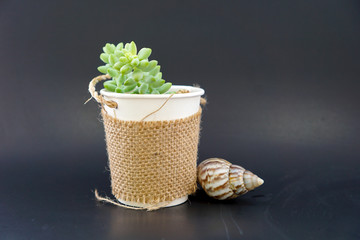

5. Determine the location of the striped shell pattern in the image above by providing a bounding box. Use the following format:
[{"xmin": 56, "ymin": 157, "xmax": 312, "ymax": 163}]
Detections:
[{"xmin": 197, "ymin": 158, "xmax": 264, "ymax": 200}]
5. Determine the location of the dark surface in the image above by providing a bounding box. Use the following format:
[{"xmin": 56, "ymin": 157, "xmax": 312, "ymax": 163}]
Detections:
[
  {"xmin": 1, "ymin": 0, "xmax": 360, "ymax": 239},
  {"xmin": 1, "ymin": 151, "xmax": 360, "ymax": 239}
]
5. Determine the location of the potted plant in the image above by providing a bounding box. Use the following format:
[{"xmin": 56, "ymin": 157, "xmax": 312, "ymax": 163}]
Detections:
[{"xmin": 88, "ymin": 41, "xmax": 205, "ymax": 210}]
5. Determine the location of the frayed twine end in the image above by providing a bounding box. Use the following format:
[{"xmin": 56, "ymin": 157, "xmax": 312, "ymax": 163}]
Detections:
[{"xmin": 93, "ymin": 189, "xmax": 170, "ymax": 211}]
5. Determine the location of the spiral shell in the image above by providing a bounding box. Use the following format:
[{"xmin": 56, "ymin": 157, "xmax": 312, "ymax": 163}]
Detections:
[{"xmin": 197, "ymin": 158, "xmax": 264, "ymax": 200}]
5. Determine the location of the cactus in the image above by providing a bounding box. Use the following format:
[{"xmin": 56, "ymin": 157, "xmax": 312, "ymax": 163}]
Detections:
[{"xmin": 98, "ymin": 41, "xmax": 172, "ymax": 94}]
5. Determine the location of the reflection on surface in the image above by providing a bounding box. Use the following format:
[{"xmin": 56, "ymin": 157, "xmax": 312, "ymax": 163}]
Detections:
[
  {"xmin": 98, "ymin": 190, "xmax": 269, "ymax": 240},
  {"xmin": 106, "ymin": 202, "xmax": 196, "ymax": 239}
]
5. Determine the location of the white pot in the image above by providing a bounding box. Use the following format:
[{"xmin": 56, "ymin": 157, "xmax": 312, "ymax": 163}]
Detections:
[{"xmin": 100, "ymin": 85, "xmax": 205, "ymax": 208}]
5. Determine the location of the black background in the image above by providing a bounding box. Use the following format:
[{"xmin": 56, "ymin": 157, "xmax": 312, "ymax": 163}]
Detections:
[{"xmin": 1, "ymin": 0, "xmax": 360, "ymax": 239}]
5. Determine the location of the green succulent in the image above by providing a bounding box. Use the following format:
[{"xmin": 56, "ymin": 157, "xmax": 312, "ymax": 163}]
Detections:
[{"xmin": 98, "ymin": 41, "xmax": 172, "ymax": 94}]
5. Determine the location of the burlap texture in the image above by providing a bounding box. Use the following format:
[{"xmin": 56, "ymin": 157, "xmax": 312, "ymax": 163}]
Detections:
[{"xmin": 101, "ymin": 108, "xmax": 202, "ymax": 204}]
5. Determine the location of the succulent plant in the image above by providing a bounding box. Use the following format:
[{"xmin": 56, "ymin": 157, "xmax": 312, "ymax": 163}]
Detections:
[{"xmin": 98, "ymin": 41, "xmax": 172, "ymax": 94}]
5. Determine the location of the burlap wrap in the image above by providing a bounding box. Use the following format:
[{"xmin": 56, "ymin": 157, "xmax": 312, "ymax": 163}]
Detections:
[{"xmin": 101, "ymin": 108, "xmax": 202, "ymax": 204}]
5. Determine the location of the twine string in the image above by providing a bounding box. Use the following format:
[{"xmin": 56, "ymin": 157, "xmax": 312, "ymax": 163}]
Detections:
[
  {"xmin": 85, "ymin": 74, "xmax": 118, "ymax": 108},
  {"xmin": 94, "ymin": 189, "xmax": 172, "ymax": 211},
  {"xmin": 140, "ymin": 90, "xmax": 207, "ymax": 122},
  {"xmin": 200, "ymin": 97, "xmax": 207, "ymax": 106},
  {"xmin": 140, "ymin": 93, "xmax": 176, "ymax": 121}
]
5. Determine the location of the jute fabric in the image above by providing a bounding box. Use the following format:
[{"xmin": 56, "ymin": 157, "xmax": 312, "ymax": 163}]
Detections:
[{"xmin": 101, "ymin": 108, "xmax": 202, "ymax": 204}]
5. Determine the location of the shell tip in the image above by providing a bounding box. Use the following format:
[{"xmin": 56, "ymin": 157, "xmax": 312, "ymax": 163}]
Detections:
[{"xmin": 257, "ymin": 177, "xmax": 264, "ymax": 186}]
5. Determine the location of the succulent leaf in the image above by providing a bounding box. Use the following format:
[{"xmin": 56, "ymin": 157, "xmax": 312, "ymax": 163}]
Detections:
[
  {"xmin": 124, "ymin": 78, "xmax": 136, "ymax": 86},
  {"xmin": 107, "ymin": 68, "xmax": 119, "ymax": 77},
  {"xmin": 155, "ymin": 72, "xmax": 162, "ymax": 80},
  {"xmin": 100, "ymin": 53, "xmax": 109, "ymax": 63},
  {"xmin": 151, "ymin": 79, "xmax": 165, "ymax": 88},
  {"xmin": 151, "ymin": 89, "xmax": 160, "ymax": 94},
  {"xmin": 114, "ymin": 75, "xmax": 120, "ymax": 86},
  {"xmin": 103, "ymin": 43, "xmax": 115, "ymax": 54},
  {"xmin": 104, "ymin": 80, "xmax": 117, "ymax": 92},
  {"xmin": 144, "ymin": 75, "xmax": 156, "ymax": 83},
  {"xmin": 158, "ymin": 82, "xmax": 172, "ymax": 94},
  {"xmin": 138, "ymin": 60, "xmax": 149, "ymax": 70},
  {"xmin": 129, "ymin": 41, "xmax": 137, "ymax": 55},
  {"xmin": 123, "ymin": 85, "xmax": 136, "ymax": 92},
  {"xmin": 138, "ymin": 48, "xmax": 152, "ymax": 60},
  {"xmin": 132, "ymin": 87, "xmax": 140, "ymax": 94},
  {"xmin": 120, "ymin": 64, "xmax": 132, "ymax": 74},
  {"xmin": 119, "ymin": 74, "xmax": 126, "ymax": 85},
  {"xmin": 139, "ymin": 83, "xmax": 149, "ymax": 94},
  {"xmin": 144, "ymin": 60, "xmax": 158, "ymax": 71},
  {"xmin": 131, "ymin": 58, "xmax": 139, "ymax": 67},
  {"xmin": 109, "ymin": 54, "xmax": 118, "ymax": 66},
  {"xmin": 114, "ymin": 50, "xmax": 124, "ymax": 57},
  {"xmin": 119, "ymin": 57, "xmax": 128, "ymax": 63},
  {"xmin": 116, "ymin": 42, "xmax": 124, "ymax": 50},
  {"xmin": 113, "ymin": 62, "xmax": 124, "ymax": 70},
  {"xmin": 122, "ymin": 48, "xmax": 130, "ymax": 55},
  {"xmin": 132, "ymin": 69, "xmax": 144, "ymax": 81},
  {"xmin": 115, "ymin": 87, "xmax": 123, "ymax": 93},
  {"xmin": 149, "ymin": 66, "xmax": 160, "ymax": 76},
  {"xmin": 98, "ymin": 65, "xmax": 109, "ymax": 74}
]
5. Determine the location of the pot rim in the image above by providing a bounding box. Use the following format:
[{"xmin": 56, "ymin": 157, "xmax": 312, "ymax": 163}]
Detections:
[{"xmin": 100, "ymin": 85, "xmax": 205, "ymax": 99}]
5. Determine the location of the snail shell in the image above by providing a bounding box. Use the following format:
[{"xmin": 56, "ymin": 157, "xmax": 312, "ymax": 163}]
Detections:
[{"xmin": 197, "ymin": 158, "xmax": 264, "ymax": 200}]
